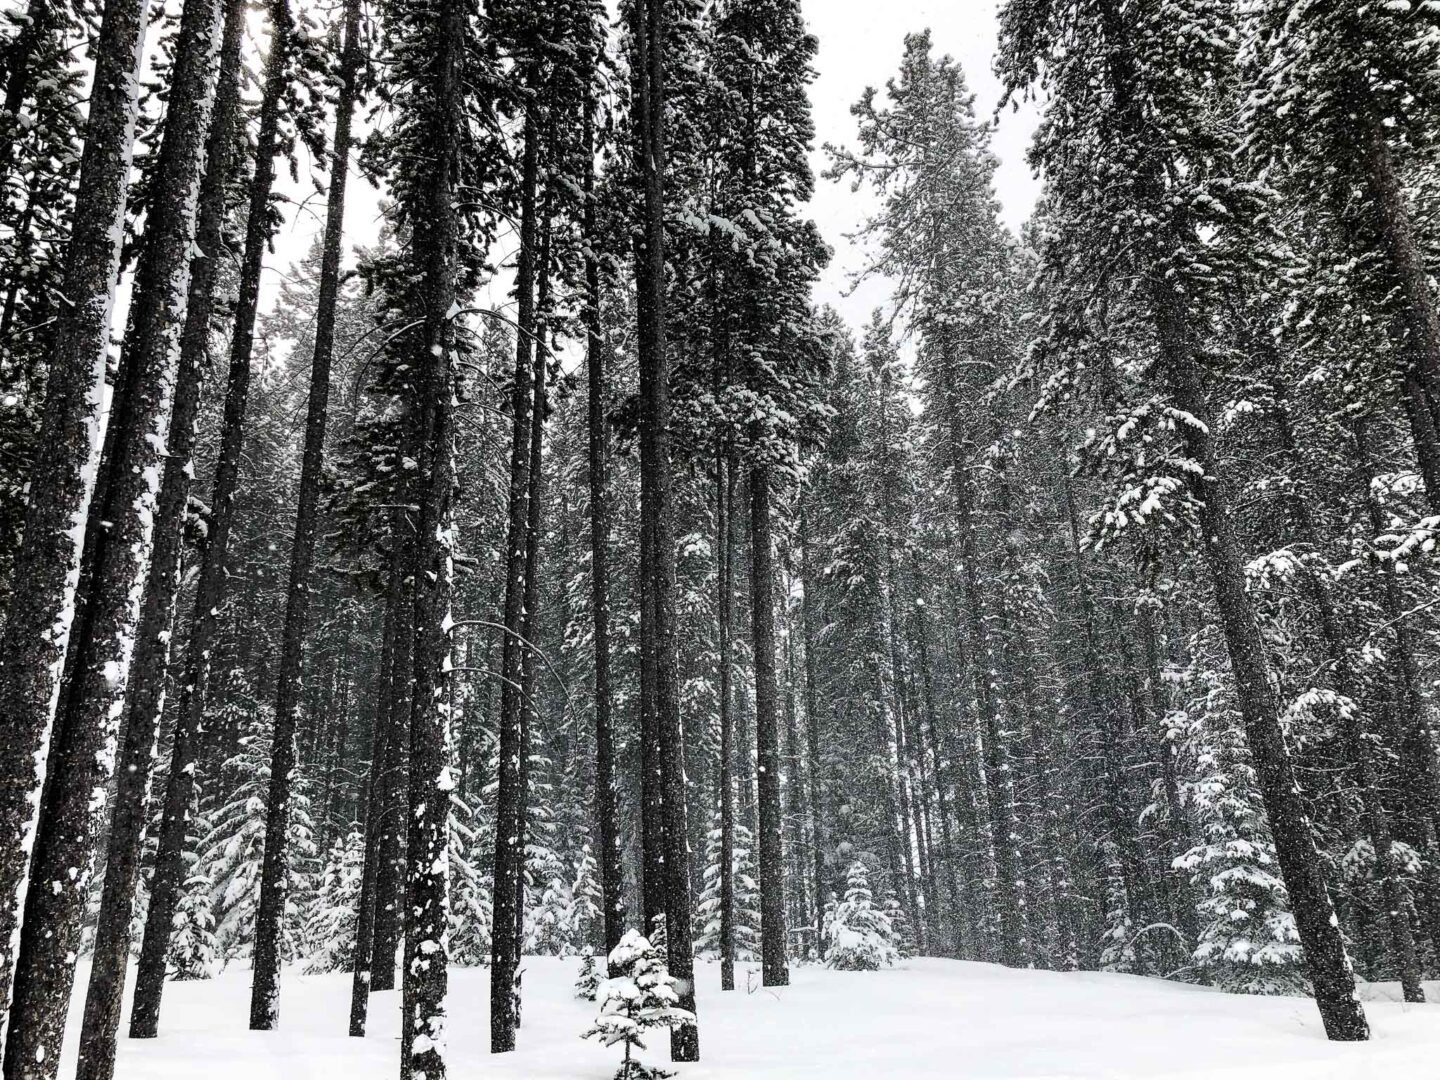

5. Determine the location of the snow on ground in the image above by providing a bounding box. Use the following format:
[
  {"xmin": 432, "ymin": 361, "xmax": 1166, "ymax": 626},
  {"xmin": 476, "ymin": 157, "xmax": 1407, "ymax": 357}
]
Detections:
[{"xmin": 58, "ymin": 957, "xmax": 1440, "ymax": 1080}]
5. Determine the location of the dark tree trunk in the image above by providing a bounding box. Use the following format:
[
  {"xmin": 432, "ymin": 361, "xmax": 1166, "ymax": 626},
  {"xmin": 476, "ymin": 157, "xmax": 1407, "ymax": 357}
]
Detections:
[
  {"xmin": 0, "ymin": 0, "xmax": 149, "ymax": 1028},
  {"xmin": 490, "ymin": 94, "xmax": 538, "ymax": 1056},
  {"xmin": 78, "ymin": 0, "xmax": 244, "ymax": 1054},
  {"xmin": 1150, "ymin": 275, "xmax": 1368, "ymax": 1041},
  {"xmin": 394, "ymin": 0, "xmax": 465, "ymax": 1074},
  {"xmin": 717, "ymin": 454, "xmax": 738, "ymax": 990},
  {"xmin": 128, "ymin": 0, "xmax": 294, "ymax": 1037},
  {"xmin": 249, "ymin": 0, "xmax": 364, "ymax": 1028},
  {"xmin": 582, "ymin": 56, "xmax": 626, "ymax": 972},
  {"xmin": 513, "ymin": 216, "xmax": 551, "ymax": 966},
  {"xmin": 370, "ymin": 551, "xmax": 413, "ymax": 993},
  {"xmin": 632, "ymin": 0, "xmax": 698, "ymax": 1058},
  {"xmin": 1363, "ymin": 114, "xmax": 1440, "ymax": 514},
  {"xmin": 350, "ymin": 570, "xmax": 401, "ymax": 1037},
  {"xmin": 3, "ymin": 0, "xmax": 224, "ymax": 1072},
  {"xmin": 750, "ymin": 462, "xmax": 789, "ymax": 987}
]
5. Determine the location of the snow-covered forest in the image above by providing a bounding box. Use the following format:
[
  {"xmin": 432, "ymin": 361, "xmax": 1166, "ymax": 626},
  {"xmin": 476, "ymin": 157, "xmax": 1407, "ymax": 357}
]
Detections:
[{"xmin": 2, "ymin": 0, "xmax": 1440, "ymax": 1076}]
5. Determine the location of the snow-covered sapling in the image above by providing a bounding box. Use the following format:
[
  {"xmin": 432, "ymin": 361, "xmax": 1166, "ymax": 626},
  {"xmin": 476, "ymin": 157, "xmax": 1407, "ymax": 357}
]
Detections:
[
  {"xmin": 824, "ymin": 861, "xmax": 898, "ymax": 971},
  {"xmin": 576, "ymin": 949, "xmax": 601, "ymax": 1001},
  {"xmin": 583, "ymin": 930, "xmax": 696, "ymax": 1080}
]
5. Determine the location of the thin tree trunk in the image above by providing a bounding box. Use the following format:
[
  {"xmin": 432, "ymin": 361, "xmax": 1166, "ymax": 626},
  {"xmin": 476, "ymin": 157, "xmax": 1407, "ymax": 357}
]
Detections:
[
  {"xmin": 490, "ymin": 90, "xmax": 538, "ymax": 1056},
  {"xmin": 250, "ymin": 0, "xmax": 363, "ymax": 1027},
  {"xmin": 797, "ymin": 505, "xmax": 828, "ymax": 954},
  {"xmin": 350, "ymin": 572, "xmax": 400, "ymax": 1037},
  {"xmin": 0, "ymin": 0, "xmax": 150, "ymax": 1029},
  {"xmin": 369, "ymin": 547, "xmax": 412, "ymax": 994},
  {"xmin": 717, "ymin": 454, "xmax": 737, "ymax": 990}
]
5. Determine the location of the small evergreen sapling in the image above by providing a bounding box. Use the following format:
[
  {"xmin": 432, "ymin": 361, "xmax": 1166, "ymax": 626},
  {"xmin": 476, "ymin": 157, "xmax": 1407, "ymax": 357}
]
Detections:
[
  {"xmin": 823, "ymin": 861, "xmax": 897, "ymax": 971},
  {"xmin": 575, "ymin": 949, "xmax": 601, "ymax": 1001},
  {"xmin": 583, "ymin": 930, "xmax": 696, "ymax": 1080}
]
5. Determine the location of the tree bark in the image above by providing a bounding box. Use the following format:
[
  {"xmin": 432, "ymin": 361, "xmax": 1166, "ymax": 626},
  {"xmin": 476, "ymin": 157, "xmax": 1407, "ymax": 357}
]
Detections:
[
  {"xmin": 0, "ymin": 0, "xmax": 150, "ymax": 1029},
  {"xmin": 349, "ymin": 568, "xmax": 400, "ymax": 1037},
  {"xmin": 128, "ymin": 0, "xmax": 294, "ymax": 1037},
  {"xmin": 581, "ymin": 51, "xmax": 626, "ymax": 972},
  {"xmin": 490, "ymin": 90, "xmax": 538, "ymax": 1056},
  {"xmin": 632, "ymin": 0, "xmax": 698, "ymax": 1057},
  {"xmin": 249, "ymin": 0, "xmax": 364, "ymax": 1028}
]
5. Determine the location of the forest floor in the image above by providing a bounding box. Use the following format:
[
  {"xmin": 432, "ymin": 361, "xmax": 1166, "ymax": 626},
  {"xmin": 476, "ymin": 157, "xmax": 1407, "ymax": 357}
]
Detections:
[{"xmin": 60, "ymin": 956, "xmax": 1440, "ymax": 1079}]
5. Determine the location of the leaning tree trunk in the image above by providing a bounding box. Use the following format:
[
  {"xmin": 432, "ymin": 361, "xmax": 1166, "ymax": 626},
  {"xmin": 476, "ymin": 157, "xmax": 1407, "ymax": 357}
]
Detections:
[
  {"xmin": 632, "ymin": 0, "xmax": 698, "ymax": 1058},
  {"xmin": 128, "ymin": 0, "xmax": 294, "ymax": 1038},
  {"xmin": 249, "ymin": 0, "xmax": 364, "ymax": 1028},
  {"xmin": 6, "ymin": 0, "xmax": 226, "ymax": 1074},
  {"xmin": 77, "ymin": 2, "xmax": 244, "ymax": 1063},
  {"xmin": 1151, "ymin": 275, "xmax": 1368, "ymax": 1042},
  {"xmin": 1362, "ymin": 113, "xmax": 1440, "ymax": 515},
  {"xmin": 0, "ymin": 0, "xmax": 150, "ymax": 1029},
  {"xmin": 750, "ymin": 462, "xmax": 789, "ymax": 987}
]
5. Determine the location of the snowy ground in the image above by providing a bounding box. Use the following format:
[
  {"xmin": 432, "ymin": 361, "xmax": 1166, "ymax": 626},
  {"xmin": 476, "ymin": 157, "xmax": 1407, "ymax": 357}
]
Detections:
[{"xmin": 58, "ymin": 957, "xmax": 1440, "ymax": 1080}]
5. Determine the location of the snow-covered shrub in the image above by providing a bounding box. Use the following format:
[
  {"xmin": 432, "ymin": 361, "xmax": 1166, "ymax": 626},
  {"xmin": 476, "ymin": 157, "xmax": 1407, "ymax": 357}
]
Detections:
[
  {"xmin": 582, "ymin": 930, "xmax": 696, "ymax": 1080},
  {"xmin": 824, "ymin": 861, "xmax": 897, "ymax": 970}
]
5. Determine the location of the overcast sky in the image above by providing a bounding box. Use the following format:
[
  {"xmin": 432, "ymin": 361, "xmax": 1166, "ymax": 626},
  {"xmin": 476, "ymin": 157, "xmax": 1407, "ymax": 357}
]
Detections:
[{"xmin": 269, "ymin": 0, "xmax": 1041, "ymax": 345}]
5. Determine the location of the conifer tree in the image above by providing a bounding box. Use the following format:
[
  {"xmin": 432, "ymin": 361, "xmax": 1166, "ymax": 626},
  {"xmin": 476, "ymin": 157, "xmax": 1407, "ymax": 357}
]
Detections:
[{"xmin": 996, "ymin": 0, "xmax": 1369, "ymax": 1039}]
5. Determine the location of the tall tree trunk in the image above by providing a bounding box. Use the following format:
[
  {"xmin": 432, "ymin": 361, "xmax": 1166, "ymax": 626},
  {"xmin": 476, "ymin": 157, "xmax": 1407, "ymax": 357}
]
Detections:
[
  {"xmin": 0, "ymin": 0, "xmax": 150, "ymax": 1029},
  {"xmin": 79, "ymin": 0, "xmax": 244, "ymax": 1055},
  {"xmin": 490, "ymin": 91, "xmax": 538, "ymax": 1056},
  {"xmin": 250, "ymin": 0, "xmax": 364, "ymax": 1027},
  {"xmin": 632, "ymin": 0, "xmax": 698, "ymax": 1058},
  {"xmin": 128, "ymin": 0, "xmax": 293, "ymax": 1038},
  {"xmin": 582, "ymin": 56, "xmax": 625, "ymax": 972},
  {"xmin": 4, "ymin": 0, "xmax": 222, "ymax": 1068},
  {"xmin": 1150, "ymin": 275, "xmax": 1368, "ymax": 1041},
  {"xmin": 717, "ymin": 454, "xmax": 737, "ymax": 990},
  {"xmin": 1363, "ymin": 114, "xmax": 1440, "ymax": 514},
  {"xmin": 750, "ymin": 462, "xmax": 788, "ymax": 987},
  {"xmin": 369, "ymin": 546, "xmax": 413, "ymax": 994},
  {"xmin": 395, "ymin": 0, "xmax": 464, "ymax": 1073}
]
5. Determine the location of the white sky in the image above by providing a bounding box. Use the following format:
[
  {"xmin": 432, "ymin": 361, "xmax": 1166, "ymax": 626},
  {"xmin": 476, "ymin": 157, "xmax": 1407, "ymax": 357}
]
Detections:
[{"xmin": 266, "ymin": 0, "xmax": 1041, "ymax": 345}]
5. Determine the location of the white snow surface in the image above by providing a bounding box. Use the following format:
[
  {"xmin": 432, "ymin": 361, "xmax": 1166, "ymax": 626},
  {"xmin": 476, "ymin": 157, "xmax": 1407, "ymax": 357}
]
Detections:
[{"xmin": 56, "ymin": 957, "xmax": 1440, "ymax": 1079}]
